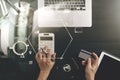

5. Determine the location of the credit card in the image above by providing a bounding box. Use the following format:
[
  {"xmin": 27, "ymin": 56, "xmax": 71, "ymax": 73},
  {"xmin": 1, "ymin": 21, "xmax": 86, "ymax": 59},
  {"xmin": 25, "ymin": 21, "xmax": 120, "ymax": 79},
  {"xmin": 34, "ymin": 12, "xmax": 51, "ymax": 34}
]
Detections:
[{"xmin": 78, "ymin": 49, "xmax": 92, "ymax": 60}]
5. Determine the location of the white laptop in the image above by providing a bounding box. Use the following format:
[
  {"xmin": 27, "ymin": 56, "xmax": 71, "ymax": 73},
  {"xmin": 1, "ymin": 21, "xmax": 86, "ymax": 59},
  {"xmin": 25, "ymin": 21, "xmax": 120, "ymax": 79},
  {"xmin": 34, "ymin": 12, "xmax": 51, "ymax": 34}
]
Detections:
[
  {"xmin": 96, "ymin": 51, "xmax": 120, "ymax": 80},
  {"xmin": 37, "ymin": 0, "xmax": 92, "ymax": 27}
]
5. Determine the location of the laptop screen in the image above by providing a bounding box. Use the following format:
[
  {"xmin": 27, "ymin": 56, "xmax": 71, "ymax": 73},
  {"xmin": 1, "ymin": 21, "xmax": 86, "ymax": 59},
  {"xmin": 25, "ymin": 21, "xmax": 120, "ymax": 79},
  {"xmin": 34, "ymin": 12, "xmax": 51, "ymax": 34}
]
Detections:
[{"xmin": 96, "ymin": 52, "xmax": 120, "ymax": 80}]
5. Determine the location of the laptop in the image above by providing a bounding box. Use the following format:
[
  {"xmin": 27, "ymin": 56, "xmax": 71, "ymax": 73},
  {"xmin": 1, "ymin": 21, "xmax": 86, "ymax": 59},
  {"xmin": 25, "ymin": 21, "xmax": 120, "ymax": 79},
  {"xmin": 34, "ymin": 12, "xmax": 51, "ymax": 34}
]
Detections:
[
  {"xmin": 96, "ymin": 51, "xmax": 120, "ymax": 80},
  {"xmin": 37, "ymin": 0, "xmax": 92, "ymax": 27}
]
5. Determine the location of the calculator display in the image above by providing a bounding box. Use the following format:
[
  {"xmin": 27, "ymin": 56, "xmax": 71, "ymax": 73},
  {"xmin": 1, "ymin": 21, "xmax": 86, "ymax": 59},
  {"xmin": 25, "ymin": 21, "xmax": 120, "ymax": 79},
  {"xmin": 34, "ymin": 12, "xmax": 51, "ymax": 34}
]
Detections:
[{"xmin": 40, "ymin": 37, "xmax": 52, "ymax": 40}]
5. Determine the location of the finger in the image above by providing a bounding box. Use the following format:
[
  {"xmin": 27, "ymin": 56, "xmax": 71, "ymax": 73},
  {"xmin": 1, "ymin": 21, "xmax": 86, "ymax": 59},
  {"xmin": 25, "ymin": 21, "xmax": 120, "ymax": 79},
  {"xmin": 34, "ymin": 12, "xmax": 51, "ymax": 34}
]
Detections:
[
  {"xmin": 35, "ymin": 52, "xmax": 39, "ymax": 59},
  {"xmin": 35, "ymin": 53, "xmax": 39, "ymax": 60},
  {"xmin": 41, "ymin": 52, "xmax": 47, "ymax": 61},
  {"xmin": 51, "ymin": 53, "xmax": 56, "ymax": 62},
  {"xmin": 38, "ymin": 52, "xmax": 43, "ymax": 59},
  {"xmin": 42, "ymin": 57, "xmax": 46, "ymax": 62},
  {"xmin": 38, "ymin": 53, "xmax": 42, "ymax": 59},
  {"xmin": 87, "ymin": 58, "xmax": 91, "ymax": 68},
  {"xmin": 92, "ymin": 53, "xmax": 99, "ymax": 66},
  {"xmin": 53, "ymin": 53, "xmax": 56, "ymax": 58},
  {"xmin": 47, "ymin": 49, "xmax": 51, "ymax": 61},
  {"xmin": 39, "ymin": 52, "xmax": 43, "ymax": 60},
  {"xmin": 42, "ymin": 53, "xmax": 46, "ymax": 58},
  {"xmin": 35, "ymin": 53, "xmax": 42, "ymax": 63},
  {"xmin": 92, "ymin": 53, "xmax": 98, "ymax": 60},
  {"xmin": 38, "ymin": 48, "xmax": 42, "ymax": 53},
  {"xmin": 82, "ymin": 60, "xmax": 86, "ymax": 66}
]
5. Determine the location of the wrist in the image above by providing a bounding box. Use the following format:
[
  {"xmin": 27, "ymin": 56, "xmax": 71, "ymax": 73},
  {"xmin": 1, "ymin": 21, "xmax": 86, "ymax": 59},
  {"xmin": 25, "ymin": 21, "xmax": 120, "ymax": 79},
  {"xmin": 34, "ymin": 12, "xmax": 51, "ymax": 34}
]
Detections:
[
  {"xmin": 86, "ymin": 75, "xmax": 94, "ymax": 80},
  {"xmin": 86, "ymin": 78, "xmax": 94, "ymax": 80},
  {"xmin": 38, "ymin": 71, "xmax": 50, "ymax": 80},
  {"xmin": 40, "ymin": 70, "xmax": 50, "ymax": 76}
]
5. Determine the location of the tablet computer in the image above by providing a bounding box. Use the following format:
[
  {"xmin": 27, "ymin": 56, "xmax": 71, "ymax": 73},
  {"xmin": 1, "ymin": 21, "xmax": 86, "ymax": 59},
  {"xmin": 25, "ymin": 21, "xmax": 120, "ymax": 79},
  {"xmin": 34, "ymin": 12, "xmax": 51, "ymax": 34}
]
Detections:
[{"xmin": 96, "ymin": 51, "xmax": 120, "ymax": 80}]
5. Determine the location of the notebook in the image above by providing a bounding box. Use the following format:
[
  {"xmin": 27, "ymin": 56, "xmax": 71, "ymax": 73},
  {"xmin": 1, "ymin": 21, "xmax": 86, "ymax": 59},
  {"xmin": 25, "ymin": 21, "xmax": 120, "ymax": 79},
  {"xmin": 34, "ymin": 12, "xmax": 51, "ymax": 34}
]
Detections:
[{"xmin": 37, "ymin": 0, "xmax": 92, "ymax": 27}]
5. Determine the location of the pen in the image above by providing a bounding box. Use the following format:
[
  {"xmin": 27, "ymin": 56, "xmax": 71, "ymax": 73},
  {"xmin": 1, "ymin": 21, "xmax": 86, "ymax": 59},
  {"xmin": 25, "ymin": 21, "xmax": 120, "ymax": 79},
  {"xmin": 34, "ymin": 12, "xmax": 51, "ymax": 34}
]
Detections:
[
  {"xmin": 41, "ymin": 48, "xmax": 48, "ymax": 55},
  {"xmin": 41, "ymin": 48, "xmax": 56, "ymax": 61}
]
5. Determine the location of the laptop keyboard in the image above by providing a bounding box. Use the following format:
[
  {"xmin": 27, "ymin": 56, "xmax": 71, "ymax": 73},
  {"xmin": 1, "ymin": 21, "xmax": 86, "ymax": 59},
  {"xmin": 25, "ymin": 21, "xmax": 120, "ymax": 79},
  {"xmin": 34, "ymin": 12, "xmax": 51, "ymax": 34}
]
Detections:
[{"xmin": 44, "ymin": 0, "xmax": 86, "ymax": 11}]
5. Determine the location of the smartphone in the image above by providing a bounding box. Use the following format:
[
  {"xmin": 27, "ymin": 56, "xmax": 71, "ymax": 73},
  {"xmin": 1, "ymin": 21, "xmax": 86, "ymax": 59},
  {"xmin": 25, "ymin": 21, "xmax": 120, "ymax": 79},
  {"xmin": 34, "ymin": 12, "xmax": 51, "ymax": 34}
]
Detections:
[{"xmin": 38, "ymin": 33, "xmax": 55, "ymax": 53}]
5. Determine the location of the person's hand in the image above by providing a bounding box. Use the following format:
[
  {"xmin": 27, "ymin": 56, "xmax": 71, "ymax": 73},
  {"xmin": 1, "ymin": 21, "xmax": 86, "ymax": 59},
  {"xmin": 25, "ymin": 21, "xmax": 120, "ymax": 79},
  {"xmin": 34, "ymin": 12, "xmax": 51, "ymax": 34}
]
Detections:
[
  {"xmin": 35, "ymin": 47, "xmax": 56, "ymax": 80},
  {"xmin": 82, "ymin": 53, "xmax": 99, "ymax": 80}
]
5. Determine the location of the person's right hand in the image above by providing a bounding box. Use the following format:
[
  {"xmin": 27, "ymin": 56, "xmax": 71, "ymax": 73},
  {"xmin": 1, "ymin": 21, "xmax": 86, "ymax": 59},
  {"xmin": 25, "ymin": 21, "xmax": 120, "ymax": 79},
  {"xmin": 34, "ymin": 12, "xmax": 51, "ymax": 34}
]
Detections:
[
  {"xmin": 35, "ymin": 47, "xmax": 56, "ymax": 80},
  {"xmin": 82, "ymin": 53, "xmax": 99, "ymax": 80}
]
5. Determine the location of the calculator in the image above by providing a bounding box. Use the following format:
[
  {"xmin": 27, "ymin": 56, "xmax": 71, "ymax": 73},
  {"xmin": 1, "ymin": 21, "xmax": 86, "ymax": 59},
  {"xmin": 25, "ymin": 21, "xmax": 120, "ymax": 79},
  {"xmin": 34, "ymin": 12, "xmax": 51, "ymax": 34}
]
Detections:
[{"xmin": 38, "ymin": 33, "xmax": 55, "ymax": 52}]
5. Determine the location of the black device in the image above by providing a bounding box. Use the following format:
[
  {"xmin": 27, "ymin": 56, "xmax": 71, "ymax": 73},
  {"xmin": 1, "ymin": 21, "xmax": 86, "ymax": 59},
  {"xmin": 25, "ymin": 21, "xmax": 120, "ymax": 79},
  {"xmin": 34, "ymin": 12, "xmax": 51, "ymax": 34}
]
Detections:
[{"xmin": 96, "ymin": 51, "xmax": 120, "ymax": 80}]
